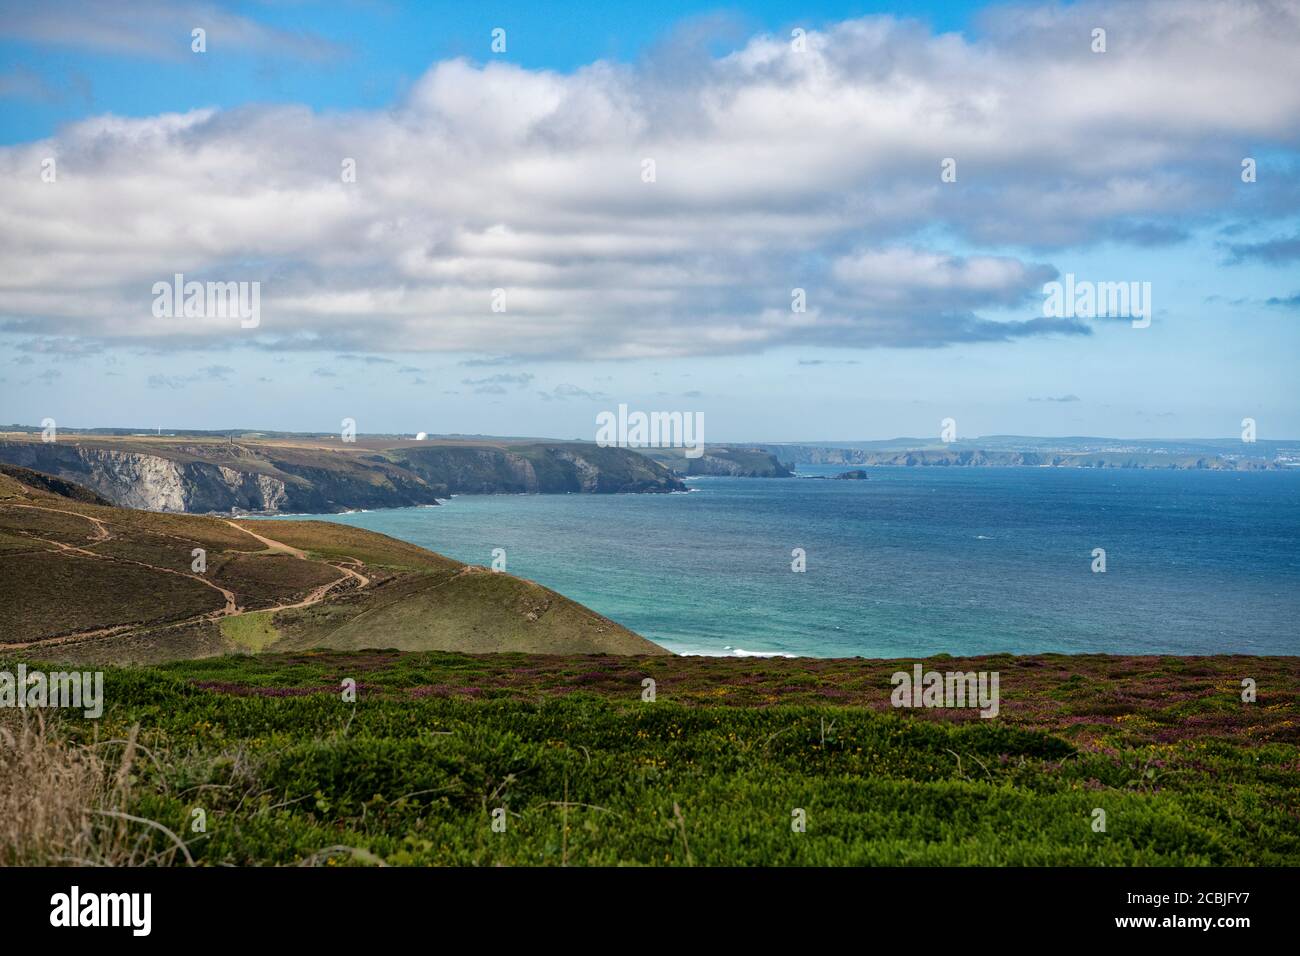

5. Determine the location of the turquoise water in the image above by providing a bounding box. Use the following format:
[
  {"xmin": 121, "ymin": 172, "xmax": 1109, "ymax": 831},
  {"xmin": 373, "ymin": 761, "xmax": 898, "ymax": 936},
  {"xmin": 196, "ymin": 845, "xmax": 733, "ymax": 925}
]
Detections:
[{"xmin": 266, "ymin": 468, "xmax": 1300, "ymax": 657}]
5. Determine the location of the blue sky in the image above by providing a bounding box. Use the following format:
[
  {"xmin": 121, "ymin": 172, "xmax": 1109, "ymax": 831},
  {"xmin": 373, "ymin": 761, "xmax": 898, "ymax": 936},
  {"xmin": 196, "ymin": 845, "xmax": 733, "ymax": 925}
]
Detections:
[
  {"xmin": 0, "ymin": 1, "xmax": 981, "ymax": 144},
  {"xmin": 1, "ymin": 0, "xmax": 1298, "ymax": 441}
]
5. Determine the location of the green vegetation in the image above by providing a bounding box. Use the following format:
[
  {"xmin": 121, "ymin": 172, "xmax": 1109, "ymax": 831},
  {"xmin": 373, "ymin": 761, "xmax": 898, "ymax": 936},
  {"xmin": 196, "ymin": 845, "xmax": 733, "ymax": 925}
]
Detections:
[
  {"xmin": 4, "ymin": 650, "xmax": 1296, "ymax": 866},
  {"xmin": 219, "ymin": 612, "xmax": 280, "ymax": 652}
]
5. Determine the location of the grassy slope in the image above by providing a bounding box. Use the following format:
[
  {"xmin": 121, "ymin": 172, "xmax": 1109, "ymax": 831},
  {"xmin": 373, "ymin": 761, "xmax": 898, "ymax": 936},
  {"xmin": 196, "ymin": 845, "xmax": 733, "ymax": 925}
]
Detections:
[
  {"xmin": 4, "ymin": 649, "xmax": 1295, "ymax": 866},
  {"xmin": 0, "ymin": 473, "xmax": 665, "ymax": 660}
]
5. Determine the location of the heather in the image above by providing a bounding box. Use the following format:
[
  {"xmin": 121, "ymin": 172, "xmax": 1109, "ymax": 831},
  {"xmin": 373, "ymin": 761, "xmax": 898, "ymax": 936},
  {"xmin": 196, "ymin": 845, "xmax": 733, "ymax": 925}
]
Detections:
[{"xmin": 3, "ymin": 651, "xmax": 1296, "ymax": 866}]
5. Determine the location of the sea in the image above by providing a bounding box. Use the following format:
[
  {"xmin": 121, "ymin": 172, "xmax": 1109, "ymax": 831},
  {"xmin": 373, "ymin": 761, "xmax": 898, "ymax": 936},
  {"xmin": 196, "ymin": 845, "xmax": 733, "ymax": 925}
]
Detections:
[{"xmin": 263, "ymin": 466, "xmax": 1300, "ymax": 658}]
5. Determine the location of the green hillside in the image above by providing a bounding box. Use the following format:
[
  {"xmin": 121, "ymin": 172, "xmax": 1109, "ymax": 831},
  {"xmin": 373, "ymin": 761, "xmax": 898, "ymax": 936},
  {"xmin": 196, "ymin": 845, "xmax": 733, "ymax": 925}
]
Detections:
[
  {"xmin": 2, "ymin": 650, "xmax": 1295, "ymax": 866},
  {"xmin": 0, "ymin": 469, "xmax": 665, "ymax": 663}
]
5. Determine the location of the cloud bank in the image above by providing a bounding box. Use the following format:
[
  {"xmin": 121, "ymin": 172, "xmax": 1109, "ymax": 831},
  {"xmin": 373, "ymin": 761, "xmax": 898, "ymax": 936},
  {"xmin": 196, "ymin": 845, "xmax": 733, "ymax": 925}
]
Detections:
[{"xmin": 1, "ymin": 0, "xmax": 1298, "ymax": 358}]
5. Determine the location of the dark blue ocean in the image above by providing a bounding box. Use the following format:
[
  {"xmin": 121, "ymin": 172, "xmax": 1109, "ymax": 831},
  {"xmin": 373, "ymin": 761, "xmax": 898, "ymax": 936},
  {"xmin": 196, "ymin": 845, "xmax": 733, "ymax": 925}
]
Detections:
[{"xmin": 268, "ymin": 467, "xmax": 1300, "ymax": 657}]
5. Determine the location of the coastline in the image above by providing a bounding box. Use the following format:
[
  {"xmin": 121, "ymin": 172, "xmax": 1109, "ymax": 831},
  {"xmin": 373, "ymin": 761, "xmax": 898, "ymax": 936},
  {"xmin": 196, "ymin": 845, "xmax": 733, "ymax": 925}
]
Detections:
[{"xmin": 256, "ymin": 470, "xmax": 1300, "ymax": 659}]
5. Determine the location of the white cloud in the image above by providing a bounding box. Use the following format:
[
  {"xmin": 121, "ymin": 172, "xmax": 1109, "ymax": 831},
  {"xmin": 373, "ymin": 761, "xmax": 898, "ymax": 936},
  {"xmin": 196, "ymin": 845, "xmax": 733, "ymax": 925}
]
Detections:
[{"xmin": 1, "ymin": 0, "xmax": 1297, "ymax": 358}]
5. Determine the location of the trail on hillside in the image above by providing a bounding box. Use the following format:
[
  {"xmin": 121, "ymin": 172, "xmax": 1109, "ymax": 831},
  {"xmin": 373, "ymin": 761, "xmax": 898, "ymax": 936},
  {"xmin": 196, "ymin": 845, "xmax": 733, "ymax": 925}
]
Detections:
[
  {"xmin": 26, "ymin": 535, "xmax": 237, "ymax": 612},
  {"xmin": 317, "ymin": 564, "xmax": 474, "ymax": 643},
  {"xmin": 222, "ymin": 518, "xmax": 372, "ymax": 603},
  {"xmin": 6, "ymin": 534, "xmax": 238, "ymax": 650},
  {"xmin": 5, "ymin": 502, "xmax": 111, "ymax": 542},
  {"xmin": 332, "ymin": 558, "xmax": 371, "ymax": 588},
  {"xmin": 3, "ymin": 507, "xmax": 369, "ymax": 650},
  {"xmin": 223, "ymin": 519, "xmax": 309, "ymax": 559}
]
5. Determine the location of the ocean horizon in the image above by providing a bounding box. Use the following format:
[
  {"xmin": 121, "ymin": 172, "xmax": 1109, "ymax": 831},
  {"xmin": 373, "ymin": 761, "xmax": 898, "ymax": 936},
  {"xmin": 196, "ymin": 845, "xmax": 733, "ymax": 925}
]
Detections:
[{"xmin": 262, "ymin": 466, "xmax": 1300, "ymax": 658}]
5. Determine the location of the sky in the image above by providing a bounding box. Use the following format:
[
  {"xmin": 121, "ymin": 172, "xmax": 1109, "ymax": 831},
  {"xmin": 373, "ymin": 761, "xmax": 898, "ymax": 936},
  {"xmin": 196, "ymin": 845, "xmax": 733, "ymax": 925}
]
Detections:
[{"xmin": 0, "ymin": 0, "xmax": 1297, "ymax": 442}]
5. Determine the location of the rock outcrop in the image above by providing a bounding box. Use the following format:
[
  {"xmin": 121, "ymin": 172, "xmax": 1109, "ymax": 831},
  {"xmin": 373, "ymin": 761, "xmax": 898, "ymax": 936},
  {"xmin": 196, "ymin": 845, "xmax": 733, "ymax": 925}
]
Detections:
[
  {"xmin": 0, "ymin": 438, "xmax": 686, "ymax": 513},
  {"xmin": 638, "ymin": 446, "xmax": 794, "ymax": 477}
]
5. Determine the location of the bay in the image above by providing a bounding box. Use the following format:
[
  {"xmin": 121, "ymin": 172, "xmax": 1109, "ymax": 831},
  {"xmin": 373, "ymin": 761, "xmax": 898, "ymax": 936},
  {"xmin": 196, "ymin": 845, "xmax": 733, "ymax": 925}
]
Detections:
[{"xmin": 265, "ymin": 467, "xmax": 1300, "ymax": 657}]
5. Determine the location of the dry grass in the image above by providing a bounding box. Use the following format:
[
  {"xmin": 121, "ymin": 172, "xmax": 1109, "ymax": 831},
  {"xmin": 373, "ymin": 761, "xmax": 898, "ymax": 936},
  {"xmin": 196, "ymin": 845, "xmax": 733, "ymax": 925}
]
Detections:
[{"xmin": 0, "ymin": 710, "xmax": 192, "ymax": 866}]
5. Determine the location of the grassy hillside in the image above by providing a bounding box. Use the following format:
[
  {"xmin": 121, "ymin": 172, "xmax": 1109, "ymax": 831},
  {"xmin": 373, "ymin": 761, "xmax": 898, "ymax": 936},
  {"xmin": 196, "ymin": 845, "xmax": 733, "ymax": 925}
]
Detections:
[
  {"xmin": 0, "ymin": 470, "xmax": 665, "ymax": 662},
  {"xmin": 2, "ymin": 650, "xmax": 1295, "ymax": 866},
  {"xmin": 0, "ymin": 463, "xmax": 114, "ymax": 504}
]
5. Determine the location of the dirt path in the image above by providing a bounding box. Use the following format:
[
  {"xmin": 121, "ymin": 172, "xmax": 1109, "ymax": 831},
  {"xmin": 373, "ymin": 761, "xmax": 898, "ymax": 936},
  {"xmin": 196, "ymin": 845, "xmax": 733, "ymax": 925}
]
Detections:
[
  {"xmin": 33, "ymin": 535, "xmax": 237, "ymax": 612},
  {"xmin": 223, "ymin": 519, "xmax": 309, "ymax": 559},
  {"xmin": 8, "ymin": 621, "xmax": 138, "ymax": 649},
  {"xmin": 6, "ymin": 514, "xmax": 369, "ymax": 651},
  {"xmin": 262, "ymin": 575, "xmax": 350, "ymax": 614},
  {"xmin": 223, "ymin": 517, "xmax": 372, "ymax": 598},
  {"xmin": 332, "ymin": 558, "xmax": 371, "ymax": 588},
  {"xmin": 6, "ymin": 535, "xmax": 239, "ymax": 650},
  {"xmin": 5, "ymin": 503, "xmax": 111, "ymax": 542}
]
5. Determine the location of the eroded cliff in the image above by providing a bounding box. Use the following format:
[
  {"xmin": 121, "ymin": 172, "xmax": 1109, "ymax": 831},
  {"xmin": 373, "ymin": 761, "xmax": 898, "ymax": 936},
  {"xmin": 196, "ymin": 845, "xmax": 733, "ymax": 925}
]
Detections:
[{"xmin": 0, "ymin": 437, "xmax": 685, "ymax": 513}]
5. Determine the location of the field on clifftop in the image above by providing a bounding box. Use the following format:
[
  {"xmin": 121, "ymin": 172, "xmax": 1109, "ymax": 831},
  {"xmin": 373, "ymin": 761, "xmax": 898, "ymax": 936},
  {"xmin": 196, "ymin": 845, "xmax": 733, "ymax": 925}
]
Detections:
[{"xmin": 3, "ymin": 651, "xmax": 1296, "ymax": 867}]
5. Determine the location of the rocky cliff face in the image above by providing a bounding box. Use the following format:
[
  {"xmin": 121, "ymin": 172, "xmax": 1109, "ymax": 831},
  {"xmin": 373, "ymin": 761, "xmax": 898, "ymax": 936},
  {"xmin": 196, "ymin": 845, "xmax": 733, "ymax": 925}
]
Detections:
[
  {"xmin": 548, "ymin": 449, "xmax": 602, "ymax": 492},
  {"xmin": 386, "ymin": 446, "xmax": 541, "ymax": 494},
  {"xmin": 389, "ymin": 443, "xmax": 687, "ymax": 495},
  {"xmin": 0, "ymin": 439, "xmax": 685, "ymax": 513},
  {"xmin": 0, "ymin": 444, "xmax": 306, "ymax": 512},
  {"xmin": 637, "ymin": 446, "xmax": 794, "ymax": 477},
  {"xmin": 685, "ymin": 451, "xmax": 794, "ymax": 477}
]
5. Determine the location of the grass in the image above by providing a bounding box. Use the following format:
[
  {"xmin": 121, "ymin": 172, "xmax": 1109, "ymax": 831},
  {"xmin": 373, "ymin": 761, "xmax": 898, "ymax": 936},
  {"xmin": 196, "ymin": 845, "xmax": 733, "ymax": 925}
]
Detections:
[
  {"xmin": 156, "ymin": 650, "xmax": 1300, "ymax": 748},
  {"xmin": 0, "ymin": 712, "xmax": 191, "ymax": 866},
  {"xmin": 207, "ymin": 553, "xmax": 342, "ymax": 609},
  {"xmin": 3, "ymin": 650, "xmax": 1295, "ymax": 867},
  {"xmin": 269, "ymin": 568, "xmax": 664, "ymax": 656},
  {"xmin": 234, "ymin": 518, "xmax": 458, "ymax": 570},
  {"xmin": 219, "ymin": 612, "xmax": 281, "ymax": 652}
]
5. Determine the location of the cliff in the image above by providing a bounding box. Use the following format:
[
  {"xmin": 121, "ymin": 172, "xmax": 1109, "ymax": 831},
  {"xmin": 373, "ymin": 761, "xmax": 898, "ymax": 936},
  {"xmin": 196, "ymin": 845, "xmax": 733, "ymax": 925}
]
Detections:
[
  {"xmin": 388, "ymin": 442, "xmax": 687, "ymax": 494},
  {"xmin": 0, "ymin": 437, "xmax": 685, "ymax": 514},
  {"xmin": 637, "ymin": 446, "xmax": 794, "ymax": 477}
]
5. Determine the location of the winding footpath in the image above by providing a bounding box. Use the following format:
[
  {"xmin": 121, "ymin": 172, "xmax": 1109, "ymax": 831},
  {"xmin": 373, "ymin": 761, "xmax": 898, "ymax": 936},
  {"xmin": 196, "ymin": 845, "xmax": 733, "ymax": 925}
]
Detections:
[{"xmin": 3, "ymin": 505, "xmax": 369, "ymax": 650}]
